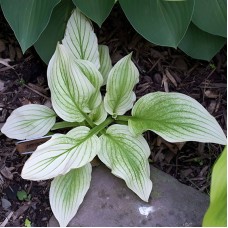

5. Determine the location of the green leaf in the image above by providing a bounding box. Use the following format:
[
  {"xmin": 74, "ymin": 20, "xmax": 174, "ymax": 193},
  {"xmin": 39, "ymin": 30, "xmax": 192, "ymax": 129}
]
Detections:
[
  {"xmin": 47, "ymin": 43, "xmax": 95, "ymax": 122},
  {"xmin": 203, "ymin": 147, "xmax": 227, "ymax": 227},
  {"xmin": 50, "ymin": 164, "xmax": 92, "ymax": 227},
  {"xmin": 24, "ymin": 218, "xmax": 31, "ymax": 227},
  {"xmin": 21, "ymin": 126, "xmax": 99, "ymax": 180},
  {"xmin": 98, "ymin": 124, "xmax": 152, "ymax": 201},
  {"xmin": 34, "ymin": 0, "xmax": 75, "ymax": 64},
  {"xmin": 74, "ymin": 59, "xmax": 103, "ymax": 110},
  {"xmin": 98, "ymin": 45, "xmax": 112, "ymax": 85},
  {"xmin": 1, "ymin": 104, "xmax": 56, "ymax": 140},
  {"xmin": 62, "ymin": 8, "xmax": 100, "ymax": 68},
  {"xmin": 72, "ymin": 0, "xmax": 115, "ymax": 27},
  {"xmin": 17, "ymin": 190, "xmax": 28, "ymax": 201},
  {"xmin": 89, "ymin": 101, "xmax": 107, "ymax": 125},
  {"xmin": 192, "ymin": 0, "xmax": 226, "ymax": 37},
  {"xmin": 1, "ymin": 0, "xmax": 60, "ymax": 53},
  {"xmin": 119, "ymin": 0, "xmax": 194, "ymax": 48},
  {"xmin": 129, "ymin": 92, "xmax": 227, "ymax": 145},
  {"xmin": 178, "ymin": 23, "xmax": 226, "ymax": 61},
  {"xmin": 104, "ymin": 53, "xmax": 139, "ymax": 116}
]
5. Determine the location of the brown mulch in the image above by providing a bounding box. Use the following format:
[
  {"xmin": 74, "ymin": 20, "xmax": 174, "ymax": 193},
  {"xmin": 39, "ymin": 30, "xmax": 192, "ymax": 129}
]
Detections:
[{"xmin": 0, "ymin": 4, "xmax": 227, "ymax": 227}]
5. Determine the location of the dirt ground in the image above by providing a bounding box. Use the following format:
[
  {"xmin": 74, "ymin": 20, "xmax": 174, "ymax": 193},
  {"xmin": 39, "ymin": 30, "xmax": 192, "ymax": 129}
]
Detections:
[{"xmin": 0, "ymin": 4, "xmax": 227, "ymax": 227}]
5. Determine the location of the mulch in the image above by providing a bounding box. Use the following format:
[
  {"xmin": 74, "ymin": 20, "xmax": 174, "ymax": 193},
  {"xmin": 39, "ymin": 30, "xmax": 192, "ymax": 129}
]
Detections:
[{"xmin": 0, "ymin": 4, "xmax": 226, "ymax": 227}]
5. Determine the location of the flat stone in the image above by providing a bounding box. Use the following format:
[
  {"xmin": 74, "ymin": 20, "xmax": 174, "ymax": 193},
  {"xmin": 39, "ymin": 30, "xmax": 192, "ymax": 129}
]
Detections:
[
  {"xmin": 49, "ymin": 165, "xmax": 209, "ymax": 227},
  {"xmin": 1, "ymin": 198, "xmax": 11, "ymax": 210}
]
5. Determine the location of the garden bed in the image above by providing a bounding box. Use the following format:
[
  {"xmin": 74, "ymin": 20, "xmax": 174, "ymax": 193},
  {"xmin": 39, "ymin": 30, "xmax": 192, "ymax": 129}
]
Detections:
[{"xmin": 0, "ymin": 4, "xmax": 226, "ymax": 227}]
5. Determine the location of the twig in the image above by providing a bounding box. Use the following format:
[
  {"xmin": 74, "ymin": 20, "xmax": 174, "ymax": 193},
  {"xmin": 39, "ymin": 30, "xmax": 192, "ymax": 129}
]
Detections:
[
  {"xmin": 0, "ymin": 211, "xmax": 14, "ymax": 227},
  {"xmin": 24, "ymin": 84, "xmax": 50, "ymax": 100}
]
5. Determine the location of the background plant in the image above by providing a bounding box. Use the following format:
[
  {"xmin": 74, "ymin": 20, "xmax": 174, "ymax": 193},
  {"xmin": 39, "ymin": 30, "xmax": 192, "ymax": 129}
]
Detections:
[
  {"xmin": 0, "ymin": 0, "xmax": 226, "ymax": 63},
  {"xmin": 1, "ymin": 8, "xmax": 227, "ymax": 227},
  {"xmin": 203, "ymin": 146, "xmax": 227, "ymax": 227}
]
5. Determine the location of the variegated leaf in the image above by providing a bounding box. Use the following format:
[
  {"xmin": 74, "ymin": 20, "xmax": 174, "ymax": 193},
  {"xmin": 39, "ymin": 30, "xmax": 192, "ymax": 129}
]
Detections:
[
  {"xmin": 62, "ymin": 8, "xmax": 100, "ymax": 68},
  {"xmin": 129, "ymin": 92, "xmax": 227, "ymax": 145},
  {"xmin": 98, "ymin": 45, "xmax": 112, "ymax": 85},
  {"xmin": 74, "ymin": 59, "xmax": 103, "ymax": 110},
  {"xmin": 89, "ymin": 101, "xmax": 107, "ymax": 125},
  {"xmin": 21, "ymin": 126, "xmax": 99, "ymax": 180},
  {"xmin": 50, "ymin": 164, "xmax": 92, "ymax": 227},
  {"xmin": 104, "ymin": 53, "xmax": 139, "ymax": 116},
  {"xmin": 1, "ymin": 104, "xmax": 56, "ymax": 140},
  {"xmin": 47, "ymin": 43, "xmax": 95, "ymax": 122},
  {"xmin": 98, "ymin": 124, "xmax": 152, "ymax": 201}
]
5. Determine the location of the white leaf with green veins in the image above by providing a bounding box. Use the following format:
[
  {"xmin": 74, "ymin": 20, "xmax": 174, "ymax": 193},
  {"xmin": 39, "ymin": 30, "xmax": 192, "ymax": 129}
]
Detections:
[
  {"xmin": 62, "ymin": 8, "xmax": 100, "ymax": 69},
  {"xmin": 50, "ymin": 164, "xmax": 92, "ymax": 227},
  {"xmin": 21, "ymin": 126, "xmax": 99, "ymax": 180},
  {"xmin": 129, "ymin": 92, "xmax": 227, "ymax": 145},
  {"xmin": 98, "ymin": 124, "xmax": 152, "ymax": 201},
  {"xmin": 74, "ymin": 59, "xmax": 103, "ymax": 110},
  {"xmin": 89, "ymin": 101, "xmax": 107, "ymax": 125},
  {"xmin": 104, "ymin": 53, "xmax": 139, "ymax": 116},
  {"xmin": 1, "ymin": 104, "xmax": 56, "ymax": 140},
  {"xmin": 47, "ymin": 43, "xmax": 95, "ymax": 122},
  {"xmin": 98, "ymin": 45, "xmax": 112, "ymax": 85}
]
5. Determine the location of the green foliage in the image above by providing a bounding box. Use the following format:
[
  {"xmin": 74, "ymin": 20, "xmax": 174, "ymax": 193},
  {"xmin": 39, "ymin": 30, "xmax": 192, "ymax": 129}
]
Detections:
[
  {"xmin": 0, "ymin": 0, "xmax": 60, "ymax": 53},
  {"xmin": 119, "ymin": 0, "xmax": 194, "ymax": 48},
  {"xmin": 17, "ymin": 190, "xmax": 30, "ymax": 201},
  {"xmin": 0, "ymin": 0, "xmax": 226, "ymax": 61},
  {"xmin": 24, "ymin": 218, "xmax": 32, "ymax": 227},
  {"xmin": 178, "ymin": 23, "xmax": 226, "ymax": 61},
  {"xmin": 34, "ymin": 0, "xmax": 74, "ymax": 64},
  {"xmin": 203, "ymin": 147, "xmax": 227, "ymax": 227},
  {"xmin": 1, "ymin": 9, "xmax": 227, "ymax": 227},
  {"xmin": 192, "ymin": 0, "xmax": 226, "ymax": 38}
]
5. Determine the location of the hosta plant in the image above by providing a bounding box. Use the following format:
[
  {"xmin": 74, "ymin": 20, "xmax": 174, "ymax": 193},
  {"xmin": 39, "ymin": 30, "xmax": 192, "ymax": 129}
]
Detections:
[{"xmin": 1, "ymin": 9, "xmax": 226, "ymax": 227}]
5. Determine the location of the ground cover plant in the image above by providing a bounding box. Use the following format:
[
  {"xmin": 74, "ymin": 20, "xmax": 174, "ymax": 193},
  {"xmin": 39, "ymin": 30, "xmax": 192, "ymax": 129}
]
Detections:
[
  {"xmin": 1, "ymin": 8, "xmax": 227, "ymax": 227},
  {"xmin": 0, "ymin": 0, "xmax": 226, "ymax": 63},
  {"xmin": 203, "ymin": 146, "xmax": 227, "ymax": 227}
]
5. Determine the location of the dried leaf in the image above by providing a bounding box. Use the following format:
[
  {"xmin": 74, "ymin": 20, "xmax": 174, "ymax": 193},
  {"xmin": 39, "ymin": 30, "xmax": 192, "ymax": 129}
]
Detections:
[
  {"xmin": 0, "ymin": 39, "xmax": 6, "ymax": 52},
  {"xmin": 204, "ymin": 90, "xmax": 219, "ymax": 98},
  {"xmin": 165, "ymin": 69, "xmax": 177, "ymax": 87},
  {"xmin": 207, "ymin": 100, "xmax": 217, "ymax": 114},
  {"xmin": 162, "ymin": 74, "xmax": 169, "ymax": 92},
  {"xmin": 12, "ymin": 202, "xmax": 33, "ymax": 220},
  {"xmin": 9, "ymin": 44, "xmax": 16, "ymax": 60},
  {"xmin": 0, "ymin": 58, "xmax": 13, "ymax": 68},
  {"xmin": 0, "ymin": 80, "xmax": 5, "ymax": 92},
  {"xmin": 0, "ymin": 167, "xmax": 14, "ymax": 180},
  {"xmin": 15, "ymin": 47, "xmax": 23, "ymax": 60}
]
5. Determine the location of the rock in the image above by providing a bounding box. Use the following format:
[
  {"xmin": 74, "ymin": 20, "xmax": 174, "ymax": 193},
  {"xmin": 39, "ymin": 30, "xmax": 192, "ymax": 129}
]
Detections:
[
  {"xmin": 49, "ymin": 165, "xmax": 209, "ymax": 227},
  {"xmin": 1, "ymin": 198, "xmax": 12, "ymax": 210}
]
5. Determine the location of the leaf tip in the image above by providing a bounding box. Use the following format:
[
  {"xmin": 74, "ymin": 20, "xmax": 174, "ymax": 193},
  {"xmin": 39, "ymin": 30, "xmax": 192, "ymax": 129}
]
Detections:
[
  {"xmin": 127, "ymin": 52, "xmax": 133, "ymax": 59},
  {"xmin": 220, "ymin": 136, "xmax": 227, "ymax": 146}
]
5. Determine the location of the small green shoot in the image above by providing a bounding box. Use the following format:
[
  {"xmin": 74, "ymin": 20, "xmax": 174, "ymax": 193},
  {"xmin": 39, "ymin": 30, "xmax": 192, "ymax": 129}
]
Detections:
[
  {"xmin": 17, "ymin": 190, "xmax": 31, "ymax": 201},
  {"xmin": 25, "ymin": 218, "xmax": 32, "ymax": 227},
  {"xmin": 209, "ymin": 63, "xmax": 216, "ymax": 70}
]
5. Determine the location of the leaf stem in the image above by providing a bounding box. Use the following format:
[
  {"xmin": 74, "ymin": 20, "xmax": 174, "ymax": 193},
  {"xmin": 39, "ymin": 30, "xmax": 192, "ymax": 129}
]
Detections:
[
  {"xmin": 88, "ymin": 117, "xmax": 114, "ymax": 136},
  {"xmin": 51, "ymin": 121, "xmax": 80, "ymax": 130},
  {"xmin": 83, "ymin": 113, "xmax": 96, "ymax": 128},
  {"xmin": 116, "ymin": 115, "xmax": 132, "ymax": 122}
]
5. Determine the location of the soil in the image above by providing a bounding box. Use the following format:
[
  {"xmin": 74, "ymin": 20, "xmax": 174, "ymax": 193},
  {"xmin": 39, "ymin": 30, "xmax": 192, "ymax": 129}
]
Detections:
[{"xmin": 0, "ymin": 4, "xmax": 227, "ymax": 227}]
